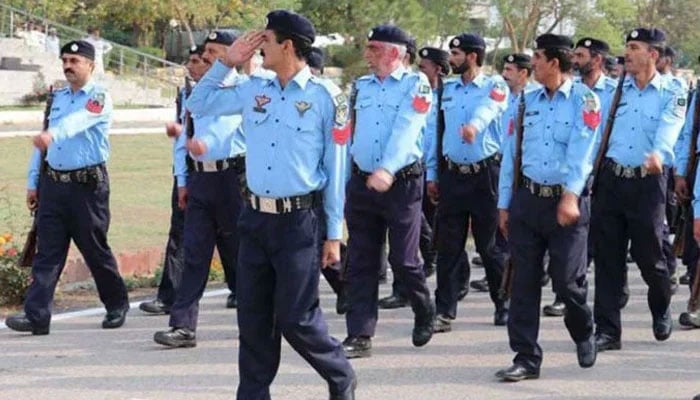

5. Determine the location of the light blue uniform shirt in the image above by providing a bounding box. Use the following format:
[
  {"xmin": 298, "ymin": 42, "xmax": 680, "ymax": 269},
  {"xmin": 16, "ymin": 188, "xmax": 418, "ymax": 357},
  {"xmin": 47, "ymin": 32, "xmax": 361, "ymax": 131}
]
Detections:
[
  {"xmin": 351, "ymin": 66, "xmax": 430, "ymax": 175},
  {"xmin": 186, "ymin": 61, "xmax": 349, "ymax": 240},
  {"xmin": 426, "ymin": 73, "xmax": 509, "ymax": 182},
  {"xmin": 674, "ymin": 91, "xmax": 699, "ymax": 176},
  {"xmin": 27, "ymin": 81, "xmax": 112, "ymax": 190},
  {"xmin": 498, "ymin": 79, "xmax": 601, "ymax": 209},
  {"xmin": 421, "ymin": 88, "xmax": 438, "ymax": 166},
  {"xmin": 499, "ymin": 83, "xmax": 542, "ymax": 151},
  {"xmin": 605, "ymin": 73, "xmax": 686, "ymax": 167}
]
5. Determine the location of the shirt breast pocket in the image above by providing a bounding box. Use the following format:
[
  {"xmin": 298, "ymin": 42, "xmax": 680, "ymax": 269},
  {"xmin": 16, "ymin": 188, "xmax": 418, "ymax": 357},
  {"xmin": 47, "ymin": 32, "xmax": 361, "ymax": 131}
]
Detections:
[
  {"xmin": 523, "ymin": 114, "xmax": 542, "ymax": 135},
  {"xmin": 244, "ymin": 111, "xmax": 271, "ymax": 129},
  {"xmin": 641, "ymin": 108, "xmax": 660, "ymax": 134},
  {"xmin": 553, "ymin": 115, "xmax": 573, "ymax": 143}
]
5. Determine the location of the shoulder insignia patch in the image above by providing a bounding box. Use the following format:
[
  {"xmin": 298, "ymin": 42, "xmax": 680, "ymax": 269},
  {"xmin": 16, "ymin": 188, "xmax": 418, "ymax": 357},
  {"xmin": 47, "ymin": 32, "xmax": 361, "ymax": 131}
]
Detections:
[
  {"xmin": 490, "ymin": 81, "xmax": 507, "ymax": 102},
  {"xmin": 582, "ymin": 91, "xmax": 601, "ymax": 129},
  {"xmin": 86, "ymin": 92, "xmax": 105, "ymax": 113}
]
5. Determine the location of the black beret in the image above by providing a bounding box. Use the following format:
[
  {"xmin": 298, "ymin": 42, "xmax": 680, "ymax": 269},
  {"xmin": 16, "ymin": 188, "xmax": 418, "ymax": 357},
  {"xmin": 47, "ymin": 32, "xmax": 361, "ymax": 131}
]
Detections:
[
  {"xmin": 575, "ymin": 37, "xmax": 610, "ymax": 54},
  {"xmin": 626, "ymin": 28, "xmax": 666, "ymax": 46},
  {"xmin": 604, "ymin": 55, "xmax": 617, "ymax": 69},
  {"xmin": 502, "ymin": 53, "xmax": 532, "ymax": 69},
  {"xmin": 419, "ymin": 46, "xmax": 450, "ymax": 74},
  {"xmin": 367, "ymin": 24, "xmax": 412, "ymax": 46},
  {"xmin": 307, "ymin": 47, "xmax": 325, "ymax": 71},
  {"xmin": 205, "ymin": 30, "xmax": 236, "ymax": 46},
  {"xmin": 449, "ymin": 33, "xmax": 485, "ymax": 51},
  {"xmin": 266, "ymin": 10, "xmax": 315, "ymax": 44},
  {"xmin": 663, "ymin": 46, "xmax": 677, "ymax": 58},
  {"xmin": 60, "ymin": 40, "xmax": 95, "ymax": 60},
  {"xmin": 535, "ymin": 34, "xmax": 573, "ymax": 51},
  {"xmin": 189, "ymin": 44, "xmax": 205, "ymax": 56}
]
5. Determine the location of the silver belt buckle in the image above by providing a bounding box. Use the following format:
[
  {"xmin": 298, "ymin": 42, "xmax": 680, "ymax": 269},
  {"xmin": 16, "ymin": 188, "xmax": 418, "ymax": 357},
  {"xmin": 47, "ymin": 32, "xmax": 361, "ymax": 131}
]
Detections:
[
  {"xmin": 473, "ymin": 163, "xmax": 481, "ymax": 173},
  {"xmin": 258, "ymin": 197, "xmax": 278, "ymax": 214},
  {"xmin": 202, "ymin": 160, "xmax": 217, "ymax": 172},
  {"xmin": 540, "ymin": 186, "xmax": 553, "ymax": 197},
  {"xmin": 614, "ymin": 164, "xmax": 622, "ymax": 177},
  {"xmin": 59, "ymin": 173, "xmax": 71, "ymax": 183},
  {"xmin": 640, "ymin": 166, "xmax": 648, "ymax": 178},
  {"xmin": 622, "ymin": 167, "xmax": 635, "ymax": 178},
  {"xmin": 459, "ymin": 164, "xmax": 470, "ymax": 174}
]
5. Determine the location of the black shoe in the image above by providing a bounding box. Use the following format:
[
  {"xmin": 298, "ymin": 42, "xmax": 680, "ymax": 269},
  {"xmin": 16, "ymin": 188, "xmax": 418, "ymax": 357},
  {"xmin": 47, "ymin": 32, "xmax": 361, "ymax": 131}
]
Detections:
[
  {"xmin": 330, "ymin": 377, "xmax": 357, "ymax": 400},
  {"xmin": 154, "ymin": 327, "xmax": 197, "ymax": 348},
  {"xmin": 342, "ymin": 336, "xmax": 371, "ymax": 359},
  {"xmin": 139, "ymin": 299, "xmax": 170, "ymax": 315},
  {"xmin": 541, "ymin": 273, "xmax": 551, "ymax": 287},
  {"xmin": 5, "ymin": 314, "xmax": 49, "ymax": 335},
  {"xmin": 626, "ymin": 253, "xmax": 633, "ymax": 263},
  {"xmin": 336, "ymin": 289, "xmax": 349, "ymax": 315},
  {"xmin": 494, "ymin": 308, "xmax": 508, "ymax": 326},
  {"xmin": 378, "ymin": 273, "xmax": 387, "ymax": 285},
  {"xmin": 495, "ymin": 363, "xmax": 539, "ymax": 382},
  {"xmin": 595, "ymin": 333, "xmax": 621, "ymax": 352},
  {"xmin": 102, "ymin": 307, "xmax": 128, "ymax": 329},
  {"xmin": 469, "ymin": 278, "xmax": 489, "ymax": 292},
  {"xmin": 679, "ymin": 311, "xmax": 700, "ymax": 328},
  {"xmin": 543, "ymin": 301, "xmax": 565, "ymax": 317},
  {"xmin": 434, "ymin": 314, "xmax": 452, "ymax": 333},
  {"xmin": 679, "ymin": 273, "xmax": 690, "ymax": 285},
  {"xmin": 457, "ymin": 286, "xmax": 469, "ymax": 301},
  {"xmin": 472, "ymin": 256, "xmax": 483, "ymax": 267},
  {"xmin": 378, "ymin": 294, "xmax": 408, "ymax": 309},
  {"xmin": 693, "ymin": 394, "xmax": 700, "ymax": 400},
  {"xmin": 653, "ymin": 308, "xmax": 672, "ymax": 341},
  {"xmin": 576, "ymin": 336, "xmax": 597, "ymax": 368},
  {"xmin": 226, "ymin": 293, "xmax": 237, "ymax": 309},
  {"xmin": 412, "ymin": 303, "xmax": 435, "ymax": 347}
]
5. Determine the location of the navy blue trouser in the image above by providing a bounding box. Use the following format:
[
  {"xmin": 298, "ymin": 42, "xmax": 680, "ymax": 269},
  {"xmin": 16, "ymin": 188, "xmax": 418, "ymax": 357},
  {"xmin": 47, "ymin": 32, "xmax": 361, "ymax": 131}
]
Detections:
[
  {"xmin": 25, "ymin": 167, "xmax": 129, "ymax": 327},
  {"xmin": 435, "ymin": 164, "xmax": 506, "ymax": 319},
  {"xmin": 593, "ymin": 165, "xmax": 671, "ymax": 340},
  {"xmin": 344, "ymin": 173, "xmax": 432, "ymax": 337},
  {"xmin": 235, "ymin": 206, "xmax": 355, "ymax": 400},
  {"xmin": 155, "ymin": 177, "xmax": 186, "ymax": 306},
  {"xmin": 681, "ymin": 206, "xmax": 698, "ymax": 291},
  {"xmin": 507, "ymin": 186, "xmax": 593, "ymax": 371},
  {"xmin": 664, "ymin": 167, "xmax": 677, "ymax": 275},
  {"xmin": 168, "ymin": 167, "xmax": 242, "ymax": 330}
]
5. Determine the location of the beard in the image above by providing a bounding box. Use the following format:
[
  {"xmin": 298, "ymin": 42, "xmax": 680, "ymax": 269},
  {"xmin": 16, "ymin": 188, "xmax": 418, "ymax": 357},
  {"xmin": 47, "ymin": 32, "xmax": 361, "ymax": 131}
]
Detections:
[{"xmin": 450, "ymin": 60, "xmax": 468, "ymax": 75}]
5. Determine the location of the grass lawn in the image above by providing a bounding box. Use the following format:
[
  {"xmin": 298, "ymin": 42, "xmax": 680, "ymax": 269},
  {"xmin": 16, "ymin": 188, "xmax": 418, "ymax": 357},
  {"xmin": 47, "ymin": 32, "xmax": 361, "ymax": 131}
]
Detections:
[{"xmin": 0, "ymin": 134, "xmax": 174, "ymax": 253}]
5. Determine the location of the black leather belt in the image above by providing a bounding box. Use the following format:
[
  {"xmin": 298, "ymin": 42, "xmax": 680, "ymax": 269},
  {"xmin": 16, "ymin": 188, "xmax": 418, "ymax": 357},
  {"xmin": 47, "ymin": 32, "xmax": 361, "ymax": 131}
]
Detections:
[
  {"xmin": 247, "ymin": 191, "xmax": 317, "ymax": 214},
  {"xmin": 604, "ymin": 158, "xmax": 649, "ymax": 179},
  {"xmin": 188, "ymin": 155, "xmax": 245, "ymax": 173},
  {"xmin": 446, "ymin": 154, "xmax": 500, "ymax": 175},
  {"xmin": 46, "ymin": 163, "xmax": 106, "ymax": 184},
  {"xmin": 352, "ymin": 162, "xmax": 423, "ymax": 180},
  {"xmin": 520, "ymin": 176, "xmax": 563, "ymax": 198}
]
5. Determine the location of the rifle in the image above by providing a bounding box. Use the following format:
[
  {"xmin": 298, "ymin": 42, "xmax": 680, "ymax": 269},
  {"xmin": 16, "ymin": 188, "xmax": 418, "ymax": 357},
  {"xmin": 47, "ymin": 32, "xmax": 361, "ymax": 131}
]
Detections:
[
  {"xmin": 498, "ymin": 92, "xmax": 526, "ymax": 301},
  {"xmin": 17, "ymin": 86, "xmax": 54, "ymax": 268},
  {"xmin": 592, "ymin": 70, "xmax": 628, "ymax": 194},
  {"xmin": 339, "ymin": 83, "xmax": 357, "ymax": 282},
  {"xmin": 430, "ymin": 78, "xmax": 445, "ymax": 249},
  {"xmin": 672, "ymin": 79, "xmax": 700, "ymax": 257}
]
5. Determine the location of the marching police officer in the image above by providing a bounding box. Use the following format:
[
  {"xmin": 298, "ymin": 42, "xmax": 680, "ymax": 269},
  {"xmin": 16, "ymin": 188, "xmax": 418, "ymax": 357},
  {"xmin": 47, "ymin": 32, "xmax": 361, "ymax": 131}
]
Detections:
[
  {"xmin": 186, "ymin": 10, "xmax": 356, "ymax": 399},
  {"xmin": 153, "ymin": 31, "xmax": 246, "ymax": 347},
  {"xmin": 543, "ymin": 37, "xmax": 619, "ymax": 317},
  {"xmin": 496, "ymin": 33, "xmax": 599, "ymax": 381},
  {"xmin": 593, "ymin": 28, "xmax": 686, "ymax": 351},
  {"xmin": 342, "ymin": 24, "xmax": 435, "ymax": 358},
  {"xmin": 139, "ymin": 44, "xmax": 205, "ymax": 315},
  {"xmin": 5, "ymin": 40, "xmax": 129, "ymax": 334},
  {"xmin": 426, "ymin": 33, "xmax": 510, "ymax": 332}
]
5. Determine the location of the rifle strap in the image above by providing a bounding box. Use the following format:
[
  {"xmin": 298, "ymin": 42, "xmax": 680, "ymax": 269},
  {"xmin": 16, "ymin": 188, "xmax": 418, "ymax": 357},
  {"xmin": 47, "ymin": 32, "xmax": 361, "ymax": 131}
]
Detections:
[{"xmin": 436, "ymin": 78, "xmax": 445, "ymax": 175}]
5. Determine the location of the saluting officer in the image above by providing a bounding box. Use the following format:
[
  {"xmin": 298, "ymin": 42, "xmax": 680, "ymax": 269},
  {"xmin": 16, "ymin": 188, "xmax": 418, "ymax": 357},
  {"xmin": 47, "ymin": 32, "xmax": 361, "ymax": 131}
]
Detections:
[
  {"xmin": 153, "ymin": 31, "xmax": 246, "ymax": 347},
  {"xmin": 5, "ymin": 40, "xmax": 129, "ymax": 334},
  {"xmin": 542, "ymin": 37, "xmax": 619, "ymax": 318},
  {"xmin": 496, "ymin": 33, "xmax": 600, "ymax": 381},
  {"xmin": 186, "ymin": 10, "xmax": 356, "ymax": 399},
  {"xmin": 139, "ymin": 44, "xmax": 206, "ymax": 315},
  {"xmin": 342, "ymin": 24, "xmax": 435, "ymax": 359},
  {"xmin": 426, "ymin": 33, "xmax": 510, "ymax": 332},
  {"xmin": 593, "ymin": 28, "xmax": 686, "ymax": 352}
]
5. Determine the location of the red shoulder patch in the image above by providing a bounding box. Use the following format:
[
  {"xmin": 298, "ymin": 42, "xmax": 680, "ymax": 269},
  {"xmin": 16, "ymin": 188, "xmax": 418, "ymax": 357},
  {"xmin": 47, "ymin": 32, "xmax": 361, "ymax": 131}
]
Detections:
[
  {"xmin": 583, "ymin": 110, "xmax": 601, "ymax": 130},
  {"xmin": 490, "ymin": 87, "xmax": 506, "ymax": 102},
  {"xmin": 412, "ymin": 96, "xmax": 430, "ymax": 113},
  {"xmin": 333, "ymin": 122, "xmax": 351, "ymax": 145},
  {"xmin": 508, "ymin": 118, "xmax": 514, "ymax": 136}
]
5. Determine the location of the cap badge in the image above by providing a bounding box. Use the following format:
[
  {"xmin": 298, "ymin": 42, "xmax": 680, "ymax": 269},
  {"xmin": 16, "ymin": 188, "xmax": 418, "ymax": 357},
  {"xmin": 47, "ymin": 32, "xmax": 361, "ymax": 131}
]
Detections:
[
  {"xmin": 70, "ymin": 43, "xmax": 78, "ymax": 52},
  {"xmin": 631, "ymin": 30, "xmax": 639, "ymax": 39},
  {"xmin": 208, "ymin": 32, "xmax": 217, "ymax": 40}
]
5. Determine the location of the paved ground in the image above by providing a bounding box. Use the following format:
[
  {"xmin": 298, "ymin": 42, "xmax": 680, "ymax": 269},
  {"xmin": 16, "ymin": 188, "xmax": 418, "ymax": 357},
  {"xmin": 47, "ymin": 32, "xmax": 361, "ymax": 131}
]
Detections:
[{"xmin": 1, "ymin": 264, "xmax": 699, "ymax": 400}]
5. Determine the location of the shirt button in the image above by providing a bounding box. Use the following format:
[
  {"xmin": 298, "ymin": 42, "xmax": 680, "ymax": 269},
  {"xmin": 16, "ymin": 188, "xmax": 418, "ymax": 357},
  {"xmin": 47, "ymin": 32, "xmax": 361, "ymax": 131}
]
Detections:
[
  {"xmin": 267, "ymin": 166, "xmax": 271, "ymax": 170},
  {"xmin": 544, "ymin": 162, "xmax": 548, "ymax": 166},
  {"xmin": 58, "ymin": 147, "xmax": 62, "ymax": 150},
  {"xmin": 375, "ymin": 158, "xmax": 380, "ymax": 162},
  {"xmin": 549, "ymin": 107, "xmax": 553, "ymax": 111},
  {"xmin": 275, "ymin": 119, "xmax": 279, "ymax": 123},
  {"xmin": 297, "ymin": 127, "xmax": 301, "ymax": 131},
  {"xmin": 374, "ymin": 140, "xmax": 378, "ymax": 143},
  {"xmin": 634, "ymin": 109, "xmax": 638, "ymax": 112},
  {"xmin": 58, "ymin": 164, "xmax": 63, "ymax": 167},
  {"xmin": 378, "ymin": 105, "xmax": 382, "ymax": 108},
  {"xmin": 375, "ymin": 122, "xmax": 379, "ymax": 125},
  {"xmin": 271, "ymin": 143, "xmax": 275, "ymax": 147},
  {"xmin": 265, "ymin": 190, "xmax": 270, "ymax": 194},
  {"xmin": 281, "ymin": 97, "xmax": 285, "ymax": 101},
  {"xmin": 546, "ymin": 125, "xmax": 551, "ymax": 129},
  {"xmin": 631, "ymin": 127, "xmax": 635, "ymax": 131},
  {"xmin": 545, "ymin": 142, "xmax": 549, "ymax": 146},
  {"xmin": 629, "ymin": 146, "xmax": 633, "ymax": 149}
]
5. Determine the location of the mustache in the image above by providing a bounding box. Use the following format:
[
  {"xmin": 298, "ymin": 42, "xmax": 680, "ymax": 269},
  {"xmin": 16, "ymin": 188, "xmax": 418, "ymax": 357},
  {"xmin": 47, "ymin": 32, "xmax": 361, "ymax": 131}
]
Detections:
[{"xmin": 64, "ymin": 69, "xmax": 74, "ymax": 74}]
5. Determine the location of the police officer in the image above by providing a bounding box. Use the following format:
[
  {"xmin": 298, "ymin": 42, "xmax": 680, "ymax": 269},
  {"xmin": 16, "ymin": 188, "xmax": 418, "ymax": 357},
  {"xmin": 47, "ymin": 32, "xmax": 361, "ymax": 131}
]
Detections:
[
  {"xmin": 378, "ymin": 46, "xmax": 447, "ymax": 310},
  {"xmin": 153, "ymin": 31, "xmax": 246, "ymax": 347},
  {"xmin": 139, "ymin": 44, "xmax": 206, "ymax": 315},
  {"xmin": 342, "ymin": 24, "xmax": 435, "ymax": 359},
  {"xmin": 5, "ymin": 40, "xmax": 129, "ymax": 334},
  {"xmin": 593, "ymin": 28, "xmax": 686, "ymax": 352},
  {"xmin": 542, "ymin": 37, "xmax": 619, "ymax": 317},
  {"xmin": 496, "ymin": 33, "xmax": 599, "ymax": 381},
  {"xmin": 186, "ymin": 10, "xmax": 356, "ymax": 399},
  {"xmin": 677, "ymin": 89, "xmax": 700, "ymax": 329},
  {"xmin": 426, "ymin": 33, "xmax": 510, "ymax": 332}
]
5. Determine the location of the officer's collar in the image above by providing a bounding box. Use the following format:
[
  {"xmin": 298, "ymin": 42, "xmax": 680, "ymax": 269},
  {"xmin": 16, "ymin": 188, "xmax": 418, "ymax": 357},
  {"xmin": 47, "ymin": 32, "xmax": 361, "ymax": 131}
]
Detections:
[
  {"xmin": 455, "ymin": 72, "xmax": 486, "ymax": 88},
  {"xmin": 269, "ymin": 65, "xmax": 313, "ymax": 90},
  {"xmin": 624, "ymin": 72, "xmax": 663, "ymax": 90},
  {"xmin": 592, "ymin": 74, "xmax": 608, "ymax": 91},
  {"xmin": 372, "ymin": 65, "xmax": 408, "ymax": 83},
  {"xmin": 537, "ymin": 77, "xmax": 573, "ymax": 100},
  {"xmin": 70, "ymin": 79, "xmax": 96, "ymax": 95}
]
